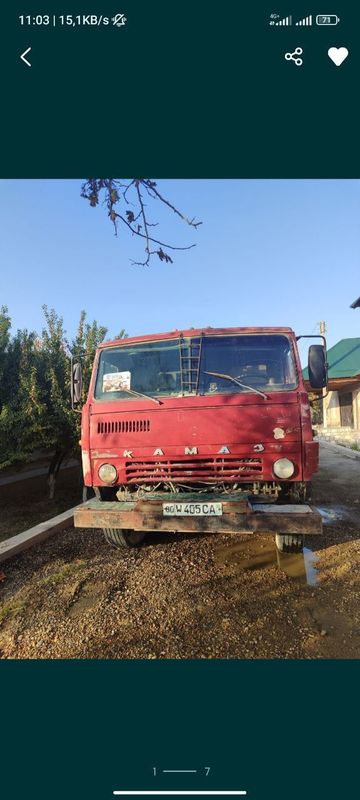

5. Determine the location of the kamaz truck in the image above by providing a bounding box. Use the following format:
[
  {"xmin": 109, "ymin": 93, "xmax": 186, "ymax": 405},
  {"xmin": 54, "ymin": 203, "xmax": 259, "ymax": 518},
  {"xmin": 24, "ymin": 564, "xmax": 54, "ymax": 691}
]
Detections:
[{"xmin": 72, "ymin": 327, "xmax": 327, "ymax": 553}]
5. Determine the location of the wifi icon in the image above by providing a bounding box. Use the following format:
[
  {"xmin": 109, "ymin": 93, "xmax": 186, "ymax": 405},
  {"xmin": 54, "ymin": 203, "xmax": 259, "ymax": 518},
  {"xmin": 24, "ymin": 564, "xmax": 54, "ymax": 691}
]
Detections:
[{"xmin": 296, "ymin": 14, "xmax": 313, "ymax": 26}]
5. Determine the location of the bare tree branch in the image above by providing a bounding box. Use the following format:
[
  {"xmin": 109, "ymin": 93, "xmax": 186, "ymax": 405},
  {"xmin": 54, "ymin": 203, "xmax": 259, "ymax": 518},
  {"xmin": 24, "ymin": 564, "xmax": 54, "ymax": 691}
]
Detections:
[
  {"xmin": 141, "ymin": 179, "xmax": 202, "ymax": 230},
  {"xmin": 81, "ymin": 178, "xmax": 202, "ymax": 266}
]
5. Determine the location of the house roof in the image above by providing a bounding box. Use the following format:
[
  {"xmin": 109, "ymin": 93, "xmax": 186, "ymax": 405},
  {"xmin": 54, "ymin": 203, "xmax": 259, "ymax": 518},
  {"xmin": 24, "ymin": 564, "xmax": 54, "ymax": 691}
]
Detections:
[{"xmin": 303, "ymin": 337, "xmax": 360, "ymax": 380}]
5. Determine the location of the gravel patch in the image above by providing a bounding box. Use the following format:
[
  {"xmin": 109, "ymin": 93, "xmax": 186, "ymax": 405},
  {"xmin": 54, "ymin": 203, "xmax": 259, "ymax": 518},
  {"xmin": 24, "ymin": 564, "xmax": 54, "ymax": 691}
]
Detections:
[{"xmin": 1, "ymin": 445, "xmax": 359, "ymax": 660}]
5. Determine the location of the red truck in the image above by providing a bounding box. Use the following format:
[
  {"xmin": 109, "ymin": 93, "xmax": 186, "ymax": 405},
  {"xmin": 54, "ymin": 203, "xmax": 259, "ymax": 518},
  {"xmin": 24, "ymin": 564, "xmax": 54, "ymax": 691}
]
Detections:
[{"xmin": 72, "ymin": 327, "xmax": 327, "ymax": 553}]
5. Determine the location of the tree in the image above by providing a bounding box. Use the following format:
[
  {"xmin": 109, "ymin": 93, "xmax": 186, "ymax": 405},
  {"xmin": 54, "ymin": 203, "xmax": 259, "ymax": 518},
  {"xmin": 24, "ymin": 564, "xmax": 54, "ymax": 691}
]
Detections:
[
  {"xmin": 81, "ymin": 178, "xmax": 202, "ymax": 267},
  {"xmin": 0, "ymin": 326, "xmax": 47, "ymax": 468},
  {"xmin": 71, "ymin": 309, "xmax": 108, "ymax": 406},
  {"xmin": 37, "ymin": 306, "xmax": 76, "ymax": 496},
  {"xmin": 0, "ymin": 306, "xmax": 12, "ymax": 408},
  {"xmin": 40, "ymin": 306, "xmax": 112, "ymax": 497},
  {"xmin": 0, "ymin": 306, "xmax": 120, "ymax": 498}
]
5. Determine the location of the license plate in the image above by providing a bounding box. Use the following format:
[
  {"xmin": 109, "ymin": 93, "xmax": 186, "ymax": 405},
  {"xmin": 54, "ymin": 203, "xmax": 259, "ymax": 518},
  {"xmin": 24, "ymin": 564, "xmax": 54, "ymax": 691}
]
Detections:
[{"xmin": 162, "ymin": 502, "xmax": 223, "ymax": 517}]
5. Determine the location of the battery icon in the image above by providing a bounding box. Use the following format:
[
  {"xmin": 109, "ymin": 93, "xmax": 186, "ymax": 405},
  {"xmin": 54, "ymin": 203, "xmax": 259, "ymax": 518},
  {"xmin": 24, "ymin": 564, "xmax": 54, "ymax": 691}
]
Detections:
[{"xmin": 316, "ymin": 14, "xmax": 340, "ymax": 25}]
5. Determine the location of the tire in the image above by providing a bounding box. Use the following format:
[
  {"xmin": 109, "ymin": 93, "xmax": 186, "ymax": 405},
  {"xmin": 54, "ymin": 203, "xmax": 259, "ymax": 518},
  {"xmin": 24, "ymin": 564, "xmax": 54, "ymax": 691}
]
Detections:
[
  {"xmin": 275, "ymin": 533, "xmax": 304, "ymax": 554},
  {"xmin": 103, "ymin": 528, "xmax": 146, "ymax": 549}
]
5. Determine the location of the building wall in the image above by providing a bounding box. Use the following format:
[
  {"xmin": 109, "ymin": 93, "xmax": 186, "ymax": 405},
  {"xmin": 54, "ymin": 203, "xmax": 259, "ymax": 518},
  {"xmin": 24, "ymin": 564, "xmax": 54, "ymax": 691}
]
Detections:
[
  {"xmin": 354, "ymin": 388, "xmax": 360, "ymax": 431},
  {"xmin": 324, "ymin": 390, "xmax": 341, "ymax": 427},
  {"xmin": 324, "ymin": 386, "xmax": 360, "ymax": 431}
]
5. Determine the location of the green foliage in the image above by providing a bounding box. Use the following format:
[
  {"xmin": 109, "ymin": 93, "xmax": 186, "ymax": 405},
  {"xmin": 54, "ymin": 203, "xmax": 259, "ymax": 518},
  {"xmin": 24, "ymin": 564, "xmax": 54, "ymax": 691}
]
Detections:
[
  {"xmin": 0, "ymin": 328, "xmax": 46, "ymax": 466},
  {"xmin": 0, "ymin": 306, "xmax": 121, "ymax": 471},
  {"xmin": 40, "ymin": 305, "xmax": 77, "ymax": 453},
  {"xmin": 0, "ymin": 306, "xmax": 12, "ymax": 408},
  {"xmin": 72, "ymin": 309, "xmax": 108, "ymax": 405}
]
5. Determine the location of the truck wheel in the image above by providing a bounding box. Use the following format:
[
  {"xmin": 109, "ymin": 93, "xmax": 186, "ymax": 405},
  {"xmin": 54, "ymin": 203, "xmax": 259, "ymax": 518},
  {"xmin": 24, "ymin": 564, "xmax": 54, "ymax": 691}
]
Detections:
[
  {"xmin": 275, "ymin": 534, "xmax": 304, "ymax": 554},
  {"xmin": 103, "ymin": 528, "xmax": 146, "ymax": 549}
]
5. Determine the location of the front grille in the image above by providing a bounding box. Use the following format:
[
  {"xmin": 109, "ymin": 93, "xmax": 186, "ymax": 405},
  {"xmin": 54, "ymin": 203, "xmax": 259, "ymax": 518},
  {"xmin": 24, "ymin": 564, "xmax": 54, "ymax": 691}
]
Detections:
[
  {"xmin": 125, "ymin": 456, "xmax": 262, "ymax": 483},
  {"xmin": 97, "ymin": 419, "xmax": 150, "ymax": 434}
]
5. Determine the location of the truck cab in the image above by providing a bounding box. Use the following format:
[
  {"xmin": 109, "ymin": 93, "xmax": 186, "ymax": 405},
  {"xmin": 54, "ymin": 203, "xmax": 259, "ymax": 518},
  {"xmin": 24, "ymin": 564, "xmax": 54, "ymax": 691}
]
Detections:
[{"xmin": 74, "ymin": 327, "xmax": 327, "ymax": 552}]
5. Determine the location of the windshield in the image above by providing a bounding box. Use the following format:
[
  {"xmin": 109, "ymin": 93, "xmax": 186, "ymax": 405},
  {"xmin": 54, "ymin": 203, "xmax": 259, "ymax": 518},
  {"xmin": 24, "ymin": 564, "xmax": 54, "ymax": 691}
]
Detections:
[
  {"xmin": 94, "ymin": 334, "xmax": 298, "ymax": 400},
  {"xmin": 199, "ymin": 335, "xmax": 297, "ymax": 395}
]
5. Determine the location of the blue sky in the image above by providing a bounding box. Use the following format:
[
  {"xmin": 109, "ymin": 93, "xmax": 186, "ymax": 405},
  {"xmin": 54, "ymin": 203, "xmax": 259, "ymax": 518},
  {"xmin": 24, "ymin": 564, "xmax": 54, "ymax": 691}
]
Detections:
[{"xmin": 0, "ymin": 179, "xmax": 359, "ymax": 364}]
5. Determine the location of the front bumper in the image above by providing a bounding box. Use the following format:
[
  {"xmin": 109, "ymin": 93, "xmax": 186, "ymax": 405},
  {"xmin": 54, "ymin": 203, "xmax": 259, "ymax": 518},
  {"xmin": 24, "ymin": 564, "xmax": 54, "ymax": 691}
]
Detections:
[{"xmin": 74, "ymin": 494, "xmax": 322, "ymax": 535}]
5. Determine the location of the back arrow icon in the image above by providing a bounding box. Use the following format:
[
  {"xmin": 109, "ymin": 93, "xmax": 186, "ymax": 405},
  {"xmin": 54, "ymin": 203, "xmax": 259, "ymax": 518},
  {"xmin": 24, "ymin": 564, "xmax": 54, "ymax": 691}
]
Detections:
[{"xmin": 20, "ymin": 47, "xmax": 31, "ymax": 67}]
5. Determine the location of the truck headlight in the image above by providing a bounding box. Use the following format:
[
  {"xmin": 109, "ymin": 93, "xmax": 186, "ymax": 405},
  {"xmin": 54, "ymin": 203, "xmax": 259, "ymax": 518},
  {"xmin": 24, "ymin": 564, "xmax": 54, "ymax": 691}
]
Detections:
[
  {"xmin": 98, "ymin": 463, "xmax": 117, "ymax": 484},
  {"xmin": 273, "ymin": 458, "xmax": 295, "ymax": 479}
]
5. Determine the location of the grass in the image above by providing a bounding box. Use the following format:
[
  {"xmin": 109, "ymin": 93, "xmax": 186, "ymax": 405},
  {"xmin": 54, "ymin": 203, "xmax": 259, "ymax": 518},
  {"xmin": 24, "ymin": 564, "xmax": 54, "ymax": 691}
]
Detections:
[
  {"xmin": 38, "ymin": 559, "xmax": 87, "ymax": 586},
  {"xmin": 0, "ymin": 598, "xmax": 26, "ymax": 625},
  {"xmin": 0, "ymin": 466, "xmax": 82, "ymax": 542}
]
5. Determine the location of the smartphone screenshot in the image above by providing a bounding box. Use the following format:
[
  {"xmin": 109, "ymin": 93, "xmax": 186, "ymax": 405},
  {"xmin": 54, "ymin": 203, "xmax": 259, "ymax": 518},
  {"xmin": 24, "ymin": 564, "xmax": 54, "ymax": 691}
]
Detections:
[{"xmin": 0, "ymin": 3, "xmax": 359, "ymax": 800}]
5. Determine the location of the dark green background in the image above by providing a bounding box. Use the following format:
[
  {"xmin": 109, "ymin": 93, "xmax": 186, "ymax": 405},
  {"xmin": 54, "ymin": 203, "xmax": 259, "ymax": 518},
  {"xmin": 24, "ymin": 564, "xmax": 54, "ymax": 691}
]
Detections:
[
  {"xmin": 1, "ymin": 3, "xmax": 359, "ymax": 798},
  {"xmin": 2, "ymin": 660, "xmax": 359, "ymax": 799},
  {"xmin": 1, "ymin": 1, "xmax": 359, "ymax": 176}
]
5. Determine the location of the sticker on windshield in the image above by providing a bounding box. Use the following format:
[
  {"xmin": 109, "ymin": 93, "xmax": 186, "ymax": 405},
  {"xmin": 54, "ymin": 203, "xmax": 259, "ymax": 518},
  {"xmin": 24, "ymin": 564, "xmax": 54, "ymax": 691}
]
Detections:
[{"xmin": 102, "ymin": 371, "xmax": 131, "ymax": 392}]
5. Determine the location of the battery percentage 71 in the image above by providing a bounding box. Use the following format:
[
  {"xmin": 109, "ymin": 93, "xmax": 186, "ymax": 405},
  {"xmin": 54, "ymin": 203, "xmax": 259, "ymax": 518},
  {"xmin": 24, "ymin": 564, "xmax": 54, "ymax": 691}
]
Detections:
[{"xmin": 316, "ymin": 15, "xmax": 340, "ymax": 25}]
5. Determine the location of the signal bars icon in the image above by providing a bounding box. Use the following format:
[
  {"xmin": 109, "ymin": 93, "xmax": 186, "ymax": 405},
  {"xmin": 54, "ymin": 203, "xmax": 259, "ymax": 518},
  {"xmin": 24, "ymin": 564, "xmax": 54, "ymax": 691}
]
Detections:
[
  {"xmin": 275, "ymin": 15, "xmax": 292, "ymax": 26},
  {"xmin": 296, "ymin": 14, "xmax": 313, "ymax": 26},
  {"xmin": 269, "ymin": 12, "xmax": 318, "ymax": 27}
]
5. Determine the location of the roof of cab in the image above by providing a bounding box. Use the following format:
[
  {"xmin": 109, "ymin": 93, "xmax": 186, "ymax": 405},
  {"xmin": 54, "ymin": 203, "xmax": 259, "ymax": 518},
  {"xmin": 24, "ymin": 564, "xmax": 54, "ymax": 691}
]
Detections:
[{"xmin": 99, "ymin": 326, "xmax": 295, "ymax": 350}]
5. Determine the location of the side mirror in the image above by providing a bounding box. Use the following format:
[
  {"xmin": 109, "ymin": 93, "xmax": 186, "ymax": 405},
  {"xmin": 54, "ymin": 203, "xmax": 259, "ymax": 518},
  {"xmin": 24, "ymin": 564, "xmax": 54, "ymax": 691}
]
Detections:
[
  {"xmin": 308, "ymin": 345, "xmax": 327, "ymax": 389},
  {"xmin": 71, "ymin": 362, "xmax": 83, "ymax": 406}
]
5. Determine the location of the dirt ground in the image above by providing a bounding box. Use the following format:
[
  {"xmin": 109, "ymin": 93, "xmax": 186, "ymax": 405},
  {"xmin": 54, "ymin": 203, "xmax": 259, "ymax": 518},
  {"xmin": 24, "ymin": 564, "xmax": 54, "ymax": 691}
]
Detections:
[
  {"xmin": 0, "ymin": 465, "xmax": 82, "ymax": 542},
  {"xmin": 0, "ymin": 443, "xmax": 359, "ymax": 659}
]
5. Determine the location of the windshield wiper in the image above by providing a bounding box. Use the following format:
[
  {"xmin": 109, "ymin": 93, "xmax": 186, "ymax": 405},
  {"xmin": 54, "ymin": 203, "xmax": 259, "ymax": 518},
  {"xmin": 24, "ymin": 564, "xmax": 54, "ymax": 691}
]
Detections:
[
  {"xmin": 204, "ymin": 371, "xmax": 268, "ymax": 399},
  {"xmin": 118, "ymin": 387, "xmax": 161, "ymax": 405}
]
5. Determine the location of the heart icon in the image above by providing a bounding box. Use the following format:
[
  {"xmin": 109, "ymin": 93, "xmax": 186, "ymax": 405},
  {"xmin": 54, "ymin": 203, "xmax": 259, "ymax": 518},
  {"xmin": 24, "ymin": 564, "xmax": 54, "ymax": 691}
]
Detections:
[{"xmin": 328, "ymin": 47, "xmax": 349, "ymax": 66}]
